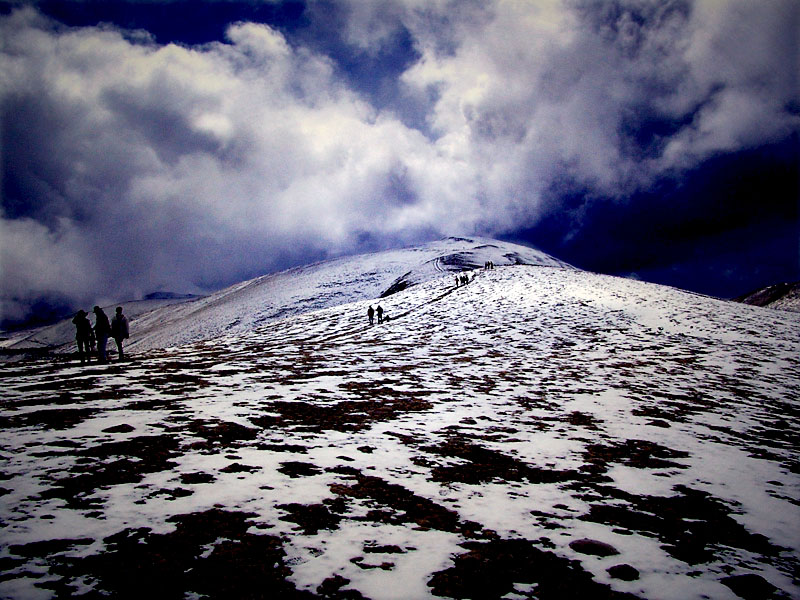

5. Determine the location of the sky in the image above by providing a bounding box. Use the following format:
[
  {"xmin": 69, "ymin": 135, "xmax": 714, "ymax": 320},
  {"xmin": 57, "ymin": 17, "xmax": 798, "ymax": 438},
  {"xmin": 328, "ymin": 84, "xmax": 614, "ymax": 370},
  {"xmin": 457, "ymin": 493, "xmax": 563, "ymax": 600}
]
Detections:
[{"xmin": 1, "ymin": 0, "xmax": 798, "ymax": 328}]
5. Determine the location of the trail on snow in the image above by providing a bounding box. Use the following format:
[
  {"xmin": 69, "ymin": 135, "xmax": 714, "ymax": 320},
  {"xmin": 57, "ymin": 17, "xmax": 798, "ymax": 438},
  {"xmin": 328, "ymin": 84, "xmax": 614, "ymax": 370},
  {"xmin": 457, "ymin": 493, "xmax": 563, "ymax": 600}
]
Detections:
[{"xmin": 0, "ymin": 265, "xmax": 798, "ymax": 600}]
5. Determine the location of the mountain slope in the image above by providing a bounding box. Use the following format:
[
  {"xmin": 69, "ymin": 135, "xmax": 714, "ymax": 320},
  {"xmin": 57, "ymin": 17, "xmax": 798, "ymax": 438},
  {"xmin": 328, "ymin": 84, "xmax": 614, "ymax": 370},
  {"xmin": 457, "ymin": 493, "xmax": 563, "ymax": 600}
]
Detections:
[
  {"xmin": 0, "ymin": 294, "xmax": 202, "ymax": 354},
  {"xmin": 735, "ymin": 281, "xmax": 800, "ymax": 313},
  {"xmin": 1, "ymin": 264, "xmax": 798, "ymax": 600},
  {"xmin": 4, "ymin": 237, "xmax": 570, "ymax": 355}
]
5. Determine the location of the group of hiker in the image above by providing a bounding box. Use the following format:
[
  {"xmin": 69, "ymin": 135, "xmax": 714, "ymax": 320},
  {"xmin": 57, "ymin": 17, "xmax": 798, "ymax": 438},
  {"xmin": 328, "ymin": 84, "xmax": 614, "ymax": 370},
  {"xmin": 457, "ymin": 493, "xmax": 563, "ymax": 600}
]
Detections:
[
  {"xmin": 456, "ymin": 261, "xmax": 498, "ymax": 288},
  {"xmin": 367, "ymin": 304, "xmax": 385, "ymax": 325},
  {"xmin": 455, "ymin": 271, "xmax": 479, "ymax": 287},
  {"xmin": 72, "ymin": 306, "xmax": 129, "ymax": 364},
  {"xmin": 369, "ymin": 262, "xmax": 503, "ymax": 324}
]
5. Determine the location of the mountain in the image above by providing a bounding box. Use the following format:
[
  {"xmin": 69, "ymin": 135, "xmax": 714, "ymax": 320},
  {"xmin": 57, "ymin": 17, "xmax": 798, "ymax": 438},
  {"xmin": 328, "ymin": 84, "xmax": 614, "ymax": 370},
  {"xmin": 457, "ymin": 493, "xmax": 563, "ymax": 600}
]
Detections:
[
  {"xmin": 0, "ymin": 294, "xmax": 204, "ymax": 356},
  {"xmin": 2, "ymin": 237, "xmax": 570, "ymax": 356},
  {"xmin": 734, "ymin": 281, "xmax": 800, "ymax": 313},
  {"xmin": 1, "ymin": 250, "xmax": 798, "ymax": 599}
]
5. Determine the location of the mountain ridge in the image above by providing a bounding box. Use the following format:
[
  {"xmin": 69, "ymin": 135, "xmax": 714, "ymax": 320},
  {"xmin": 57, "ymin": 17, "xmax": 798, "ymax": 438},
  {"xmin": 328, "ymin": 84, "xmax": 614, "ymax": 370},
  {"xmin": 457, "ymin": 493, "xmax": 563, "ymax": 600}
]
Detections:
[
  {"xmin": 734, "ymin": 281, "xmax": 800, "ymax": 313},
  {"xmin": 2, "ymin": 237, "xmax": 571, "ymax": 355}
]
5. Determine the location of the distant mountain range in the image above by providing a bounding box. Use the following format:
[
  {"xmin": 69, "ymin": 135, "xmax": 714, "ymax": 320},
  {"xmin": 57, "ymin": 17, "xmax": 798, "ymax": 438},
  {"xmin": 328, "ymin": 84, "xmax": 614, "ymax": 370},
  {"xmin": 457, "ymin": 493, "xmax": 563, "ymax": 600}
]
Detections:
[{"xmin": 734, "ymin": 281, "xmax": 800, "ymax": 313}]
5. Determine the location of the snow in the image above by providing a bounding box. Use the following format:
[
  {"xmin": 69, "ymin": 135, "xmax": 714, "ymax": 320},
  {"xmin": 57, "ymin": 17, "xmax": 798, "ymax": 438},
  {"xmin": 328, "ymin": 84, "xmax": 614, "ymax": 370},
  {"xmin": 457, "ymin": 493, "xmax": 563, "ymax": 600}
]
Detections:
[
  {"xmin": 2, "ymin": 237, "xmax": 569, "ymax": 356},
  {"xmin": 0, "ymin": 240, "xmax": 798, "ymax": 600}
]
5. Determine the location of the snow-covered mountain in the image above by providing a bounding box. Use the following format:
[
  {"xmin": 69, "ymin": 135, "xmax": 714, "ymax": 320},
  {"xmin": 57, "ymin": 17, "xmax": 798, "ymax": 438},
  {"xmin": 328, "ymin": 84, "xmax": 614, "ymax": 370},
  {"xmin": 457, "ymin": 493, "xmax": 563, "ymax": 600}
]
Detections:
[
  {"xmin": 1, "ymin": 254, "xmax": 798, "ymax": 600},
  {"xmin": 2, "ymin": 237, "xmax": 570, "ymax": 355},
  {"xmin": 735, "ymin": 281, "xmax": 800, "ymax": 313},
  {"xmin": 0, "ymin": 294, "xmax": 203, "ymax": 354}
]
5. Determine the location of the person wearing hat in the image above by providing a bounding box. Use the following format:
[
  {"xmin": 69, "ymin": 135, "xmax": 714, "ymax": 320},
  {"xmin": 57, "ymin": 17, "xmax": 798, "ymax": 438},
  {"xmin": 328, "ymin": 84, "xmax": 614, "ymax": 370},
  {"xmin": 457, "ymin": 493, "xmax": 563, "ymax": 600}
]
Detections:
[
  {"xmin": 111, "ymin": 306, "xmax": 130, "ymax": 360},
  {"xmin": 93, "ymin": 306, "xmax": 111, "ymax": 363},
  {"xmin": 72, "ymin": 310, "xmax": 93, "ymax": 364}
]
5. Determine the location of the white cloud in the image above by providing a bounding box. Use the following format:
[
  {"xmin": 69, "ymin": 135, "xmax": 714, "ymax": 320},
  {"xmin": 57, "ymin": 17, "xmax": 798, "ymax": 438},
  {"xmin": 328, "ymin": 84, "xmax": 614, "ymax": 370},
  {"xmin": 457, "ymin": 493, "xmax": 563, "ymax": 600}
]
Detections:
[{"xmin": 1, "ymin": 1, "xmax": 797, "ymax": 321}]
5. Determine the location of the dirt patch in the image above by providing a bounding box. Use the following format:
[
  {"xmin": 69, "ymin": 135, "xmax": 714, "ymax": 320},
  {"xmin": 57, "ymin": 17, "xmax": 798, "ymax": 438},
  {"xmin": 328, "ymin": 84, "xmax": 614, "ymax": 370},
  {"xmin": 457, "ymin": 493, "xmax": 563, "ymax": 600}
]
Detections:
[
  {"xmin": 102, "ymin": 424, "xmax": 135, "ymax": 434},
  {"xmin": 37, "ymin": 509, "xmax": 315, "ymax": 599},
  {"xmin": 421, "ymin": 437, "xmax": 578, "ymax": 485},
  {"xmin": 581, "ymin": 485, "xmax": 785, "ymax": 565},
  {"xmin": 428, "ymin": 538, "xmax": 641, "ymax": 599},
  {"xmin": 180, "ymin": 472, "xmax": 215, "ymax": 484},
  {"xmin": 278, "ymin": 461, "xmax": 323, "ymax": 478},
  {"xmin": 252, "ymin": 394, "xmax": 432, "ymax": 433},
  {"xmin": 316, "ymin": 574, "xmax": 368, "ymax": 599},
  {"xmin": 133, "ymin": 370, "xmax": 211, "ymax": 395},
  {"xmin": 569, "ymin": 538, "xmax": 619, "ymax": 556},
  {"xmin": 721, "ymin": 573, "xmax": 779, "ymax": 600},
  {"xmin": 607, "ymin": 564, "xmax": 640, "ymax": 581},
  {"xmin": 278, "ymin": 503, "xmax": 342, "ymax": 535},
  {"xmin": 183, "ymin": 419, "xmax": 260, "ymax": 452},
  {"xmin": 566, "ymin": 411, "xmax": 602, "ymax": 430},
  {"xmin": 0, "ymin": 407, "xmax": 98, "ymax": 430},
  {"xmin": 256, "ymin": 442, "xmax": 310, "ymax": 453},
  {"xmin": 8, "ymin": 537, "xmax": 94, "ymax": 558},
  {"xmin": 330, "ymin": 471, "xmax": 486, "ymax": 537},
  {"xmin": 38, "ymin": 434, "xmax": 181, "ymax": 509},
  {"xmin": 582, "ymin": 439, "xmax": 690, "ymax": 474},
  {"xmin": 220, "ymin": 462, "xmax": 261, "ymax": 474}
]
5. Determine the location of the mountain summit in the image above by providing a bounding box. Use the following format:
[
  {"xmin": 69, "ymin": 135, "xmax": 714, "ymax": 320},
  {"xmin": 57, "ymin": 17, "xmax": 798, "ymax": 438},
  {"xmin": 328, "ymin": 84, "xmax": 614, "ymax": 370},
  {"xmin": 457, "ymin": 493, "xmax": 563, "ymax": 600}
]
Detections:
[
  {"xmin": 126, "ymin": 236, "xmax": 571, "ymax": 352},
  {"xmin": 4, "ymin": 237, "xmax": 570, "ymax": 354}
]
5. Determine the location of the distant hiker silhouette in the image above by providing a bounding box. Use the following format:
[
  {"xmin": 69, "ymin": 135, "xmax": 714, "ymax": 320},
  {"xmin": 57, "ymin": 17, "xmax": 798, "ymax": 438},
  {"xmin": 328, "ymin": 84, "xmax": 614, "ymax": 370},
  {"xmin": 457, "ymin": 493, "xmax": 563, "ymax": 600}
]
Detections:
[
  {"xmin": 93, "ymin": 306, "xmax": 111, "ymax": 363},
  {"xmin": 72, "ymin": 310, "xmax": 92, "ymax": 364},
  {"xmin": 368, "ymin": 305, "xmax": 375, "ymax": 325},
  {"xmin": 111, "ymin": 306, "xmax": 130, "ymax": 361},
  {"xmin": 455, "ymin": 276, "xmax": 459, "ymax": 288},
  {"xmin": 377, "ymin": 305, "xmax": 384, "ymax": 324}
]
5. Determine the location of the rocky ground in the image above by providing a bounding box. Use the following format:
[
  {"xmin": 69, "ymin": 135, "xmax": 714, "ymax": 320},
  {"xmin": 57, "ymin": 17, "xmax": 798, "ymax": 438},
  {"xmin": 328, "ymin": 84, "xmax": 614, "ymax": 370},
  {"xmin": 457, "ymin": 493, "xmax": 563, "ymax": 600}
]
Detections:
[{"xmin": 1, "ymin": 266, "xmax": 798, "ymax": 599}]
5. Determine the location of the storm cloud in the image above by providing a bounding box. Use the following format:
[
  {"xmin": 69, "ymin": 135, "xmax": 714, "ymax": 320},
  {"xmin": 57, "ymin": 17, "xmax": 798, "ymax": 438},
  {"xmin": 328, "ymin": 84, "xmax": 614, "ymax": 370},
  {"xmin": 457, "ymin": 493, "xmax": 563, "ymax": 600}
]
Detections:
[{"xmin": 1, "ymin": 0, "xmax": 798, "ymax": 324}]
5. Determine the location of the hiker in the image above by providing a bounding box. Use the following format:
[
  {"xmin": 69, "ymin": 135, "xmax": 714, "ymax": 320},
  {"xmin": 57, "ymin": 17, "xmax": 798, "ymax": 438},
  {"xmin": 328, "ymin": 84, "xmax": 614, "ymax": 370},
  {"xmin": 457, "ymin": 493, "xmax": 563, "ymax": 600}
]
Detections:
[
  {"xmin": 368, "ymin": 305, "xmax": 375, "ymax": 325},
  {"xmin": 377, "ymin": 305, "xmax": 384, "ymax": 324},
  {"xmin": 111, "ymin": 306, "xmax": 130, "ymax": 360},
  {"xmin": 72, "ymin": 310, "xmax": 93, "ymax": 364},
  {"xmin": 93, "ymin": 306, "xmax": 111, "ymax": 363},
  {"xmin": 455, "ymin": 276, "xmax": 459, "ymax": 288}
]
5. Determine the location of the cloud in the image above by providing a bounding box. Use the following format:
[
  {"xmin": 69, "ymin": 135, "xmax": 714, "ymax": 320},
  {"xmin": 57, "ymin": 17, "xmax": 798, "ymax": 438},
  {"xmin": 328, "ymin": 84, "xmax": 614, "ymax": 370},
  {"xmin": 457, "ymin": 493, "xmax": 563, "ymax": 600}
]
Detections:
[
  {"xmin": 1, "ymin": 1, "xmax": 797, "ymax": 323},
  {"xmin": 0, "ymin": 7, "xmax": 440, "ymax": 320},
  {"xmin": 399, "ymin": 0, "xmax": 798, "ymax": 191}
]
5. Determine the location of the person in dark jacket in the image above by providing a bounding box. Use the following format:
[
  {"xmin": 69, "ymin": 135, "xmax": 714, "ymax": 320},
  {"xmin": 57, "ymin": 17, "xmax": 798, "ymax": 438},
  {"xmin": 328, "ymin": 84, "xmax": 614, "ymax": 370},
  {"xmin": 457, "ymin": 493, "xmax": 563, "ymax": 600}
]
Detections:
[
  {"xmin": 367, "ymin": 305, "xmax": 375, "ymax": 325},
  {"xmin": 93, "ymin": 306, "xmax": 111, "ymax": 363},
  {"xmin": 377, "ymin": 305, "xmax": 384, "ymax": 324},
  {"xmin": 111, "ymin": 306, "xmax": 130, "ymax": 360},
  {"xmin": 72, "ymin": 310, "xmax": 93, "ymax": 364}
]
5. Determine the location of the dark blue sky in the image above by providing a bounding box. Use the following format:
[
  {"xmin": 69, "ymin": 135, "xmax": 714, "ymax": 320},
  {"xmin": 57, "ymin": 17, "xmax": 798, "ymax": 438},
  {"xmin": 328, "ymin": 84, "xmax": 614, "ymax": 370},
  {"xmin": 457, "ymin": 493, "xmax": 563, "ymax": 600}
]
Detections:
[{"xmin": 1, "ymin": 0, "xmax": 798, "ymax": 328}]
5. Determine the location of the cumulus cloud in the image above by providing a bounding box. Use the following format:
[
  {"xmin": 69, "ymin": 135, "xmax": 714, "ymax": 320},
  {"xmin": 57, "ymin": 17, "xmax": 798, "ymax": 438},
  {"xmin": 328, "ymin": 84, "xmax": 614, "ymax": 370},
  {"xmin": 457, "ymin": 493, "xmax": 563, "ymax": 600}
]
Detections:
[
  {"xmin": 0, "ymin": 7, "xmax": 439, "ymax": 320},
  {"xmin": 1, "ymin": 1, "xmax": 797, "ymax": 323},
  {"xmin": 401, "ymin": 0, "xmax": 797, "ymax": 190}
]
